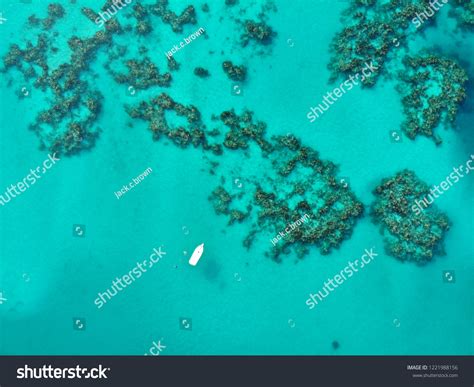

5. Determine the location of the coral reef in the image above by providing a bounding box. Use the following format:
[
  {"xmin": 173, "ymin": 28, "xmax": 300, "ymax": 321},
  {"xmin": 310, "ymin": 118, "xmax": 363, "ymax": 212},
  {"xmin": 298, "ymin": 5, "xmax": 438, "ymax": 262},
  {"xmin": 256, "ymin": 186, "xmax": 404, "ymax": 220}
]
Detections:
[
  {"xmin": 451, "ymin": 0, "xmax": 474, "ymax": 30},
  {"xmin": 150, "ymin": 0, "xmax": 196, "ymax": 32},
  {"xmin": 222, "ymin": 61, "xmax": 247, "ymax": 81},
  {"xmin": 220, "ymin": 110, "xmax": 272, "ymax": 153},
  {"xmin": 28, "ymin": 3, "xmax": 65, "ymax": 30},
  {"xmin": 167, "ymin": 56, "xmax": 180, "ymax": 71},
  {"xmin": 371, "ymin": 170, "xmax": 450, "ymax": 264},
  {"xmin": 194, "ymin": 67, "xmax": 210, "ymax": 78},
  {"xmin": 397, "ymin": 55, "xmax": 468, "ymax": 144},
  {"xmin": 1, "ymin": 0, "xmax": 142, "ymax": 156},
  {"xmin": 110, "ymin": 57, "xmax": 172, "ymax": 89},
  {"xmin": 125, "ymin": 93, "xmax": 222, "ymax": 154},
  {"xmin": 3, "ymin": 28, "xmax": 113, "ymax": 155},
  {"xmin": 3, "ymin": 0, "xmax": 280, "ymax": 158},
  {"xmin": 251, "ymin": 136, "xmax": 363, "ymax": 261},
  {"xmin": 209, "ymin": 187, "xmax": 249, "ymax": 225},
  {"xmin": 32, "ymin": 91, "xmax": 103, "ymax": 155},
  {"xmin": 241, "ymin": 20, "xmax": 276, "ymax": 46},
  {"xmin": 126, "ymin": 100, "xmax": 361, "ymax": 261},
  {"xmin": 328, "ymin": 0, "xmax": 433, "ymax": 87},
  {"xmin": 81, "ymin": 7, "xmax": 99, "ymax": 24},
  {"xmin": 3, "ymin": 0, "xmax": 205, "ymax": 155},
  {"xmin": 327, "ymin": 0, "xmax": 469, "ymax": 146},
  {"xmin": 208, "ymin": 131, "xmax": 364, "ymax": 262},
  {"xmin": 132, "ymin": 3, "xmax": 153, "ymax": 35}
]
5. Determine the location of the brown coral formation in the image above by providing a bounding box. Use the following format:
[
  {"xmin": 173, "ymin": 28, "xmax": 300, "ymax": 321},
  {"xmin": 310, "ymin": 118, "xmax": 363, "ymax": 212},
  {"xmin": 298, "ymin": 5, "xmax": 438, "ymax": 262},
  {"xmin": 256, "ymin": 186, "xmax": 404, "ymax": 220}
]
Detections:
[{"xmin": 371, "ymin": 170, "xmax": 450, "ymax": 264}]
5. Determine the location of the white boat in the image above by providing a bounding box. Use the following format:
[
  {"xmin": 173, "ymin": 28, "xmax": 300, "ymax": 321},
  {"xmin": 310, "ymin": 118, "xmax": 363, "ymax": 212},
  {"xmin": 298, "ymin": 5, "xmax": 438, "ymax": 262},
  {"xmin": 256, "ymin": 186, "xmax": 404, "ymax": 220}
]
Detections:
[{"xmin": 189, "ymin": 243, "xmax": 204, "ymax": 266}]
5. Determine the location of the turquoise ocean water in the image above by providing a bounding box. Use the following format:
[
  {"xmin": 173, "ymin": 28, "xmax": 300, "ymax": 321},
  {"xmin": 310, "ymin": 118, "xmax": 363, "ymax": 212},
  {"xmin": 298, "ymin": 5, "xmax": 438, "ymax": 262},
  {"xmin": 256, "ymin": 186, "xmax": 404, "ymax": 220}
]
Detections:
[{"xmin": 0, "ymin": 0, "xmax": 473, "ymax": 355}]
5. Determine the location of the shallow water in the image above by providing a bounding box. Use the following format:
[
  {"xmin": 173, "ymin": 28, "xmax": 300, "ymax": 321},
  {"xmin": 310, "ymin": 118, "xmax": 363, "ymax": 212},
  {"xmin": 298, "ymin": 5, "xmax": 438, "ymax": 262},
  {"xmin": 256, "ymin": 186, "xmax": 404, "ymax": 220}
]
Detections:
[{"xmin": 0, "ymin": 0, "xmax": 472, "ymax": 355}]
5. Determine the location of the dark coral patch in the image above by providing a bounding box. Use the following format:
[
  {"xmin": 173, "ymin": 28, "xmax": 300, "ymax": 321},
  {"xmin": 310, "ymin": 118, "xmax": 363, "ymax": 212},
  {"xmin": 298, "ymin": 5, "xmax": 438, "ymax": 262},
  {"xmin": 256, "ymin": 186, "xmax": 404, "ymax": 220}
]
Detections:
[
  {"xmin": 397, "ymin": 55, "xmax": 468, "ymax": 145},
  {"xmin": 371, "ymin": 170, "xmax": 450, "ymax": 264}
]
